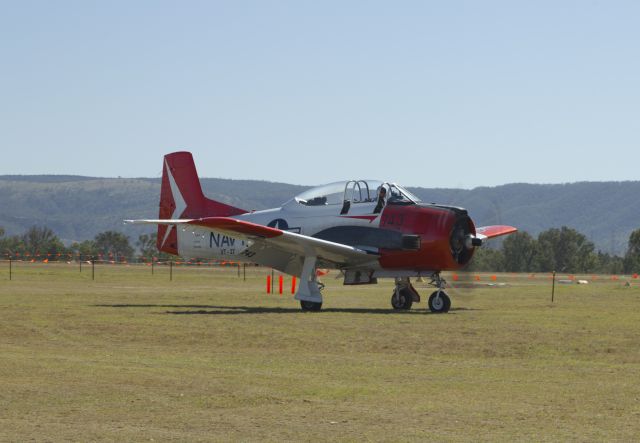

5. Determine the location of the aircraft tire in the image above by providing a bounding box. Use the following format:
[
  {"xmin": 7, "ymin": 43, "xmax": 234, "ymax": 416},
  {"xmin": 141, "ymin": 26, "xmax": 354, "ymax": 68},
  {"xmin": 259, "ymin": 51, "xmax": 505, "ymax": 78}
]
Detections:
[
  {"xmin": 300, "ymin": 300, "xmax": 322, "ymax": 312},
  {"xmin": 391, "ymin": 288, "xmax": 413, "ymax": 310},
  {"xmin": 428, "ymin": 291, "xmax": 451, "ymax": 313}
]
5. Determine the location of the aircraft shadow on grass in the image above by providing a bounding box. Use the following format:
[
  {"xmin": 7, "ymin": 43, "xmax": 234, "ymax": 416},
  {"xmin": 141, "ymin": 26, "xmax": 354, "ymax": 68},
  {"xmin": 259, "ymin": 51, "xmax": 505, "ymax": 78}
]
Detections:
[{"xmin": 94, "ymin": 304, "xmax": 477, "ymax": 316}]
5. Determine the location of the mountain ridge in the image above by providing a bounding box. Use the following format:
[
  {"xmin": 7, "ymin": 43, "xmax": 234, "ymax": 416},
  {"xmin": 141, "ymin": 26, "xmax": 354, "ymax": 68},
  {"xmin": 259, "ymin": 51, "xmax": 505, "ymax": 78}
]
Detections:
[{"xmin": 1, "ymin": 175, "xmax": 638, "ymax": 254}]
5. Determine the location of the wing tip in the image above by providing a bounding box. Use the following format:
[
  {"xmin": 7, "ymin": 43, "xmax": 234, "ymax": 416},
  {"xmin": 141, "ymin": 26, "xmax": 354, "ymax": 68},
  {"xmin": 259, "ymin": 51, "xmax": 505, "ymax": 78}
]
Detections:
[{"xmin": 477, "ymin": 225, "xmax": 518, "ymax": 239}]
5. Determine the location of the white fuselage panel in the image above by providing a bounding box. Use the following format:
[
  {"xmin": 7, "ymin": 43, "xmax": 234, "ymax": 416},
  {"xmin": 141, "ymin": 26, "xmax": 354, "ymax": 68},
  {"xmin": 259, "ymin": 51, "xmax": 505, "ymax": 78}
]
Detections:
[{"xmin": 177, "ymin": 200, "xmax": 381, "ymax": 263}]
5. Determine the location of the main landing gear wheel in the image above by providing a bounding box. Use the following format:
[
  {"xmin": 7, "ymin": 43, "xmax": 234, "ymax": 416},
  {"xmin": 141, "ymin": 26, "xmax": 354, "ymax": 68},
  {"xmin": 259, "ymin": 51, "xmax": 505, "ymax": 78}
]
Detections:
[
  {"xmin": 391, "ymin": 288, "xmax": 413, "ymax": 310},
  {"xmin": 300, "ymin": 300, "xmax": 322, "ymax": 311},
  {"xmin": 428, "ymin": 291, "xmax": 451, "ymax": 313}
]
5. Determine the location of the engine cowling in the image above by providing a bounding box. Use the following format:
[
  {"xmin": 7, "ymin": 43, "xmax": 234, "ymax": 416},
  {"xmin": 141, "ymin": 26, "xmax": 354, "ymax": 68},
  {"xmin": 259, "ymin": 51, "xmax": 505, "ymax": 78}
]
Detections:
[{"xmin": 377, "ymin": 204, "xmax": 479, "ymax": 271}]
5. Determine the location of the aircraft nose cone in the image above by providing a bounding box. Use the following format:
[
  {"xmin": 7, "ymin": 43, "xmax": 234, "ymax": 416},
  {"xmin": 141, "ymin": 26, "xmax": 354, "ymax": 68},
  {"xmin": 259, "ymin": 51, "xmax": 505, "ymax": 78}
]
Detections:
[{"xmin": 465, "ymin": 235, "xmax": 482, "ymax": 249}]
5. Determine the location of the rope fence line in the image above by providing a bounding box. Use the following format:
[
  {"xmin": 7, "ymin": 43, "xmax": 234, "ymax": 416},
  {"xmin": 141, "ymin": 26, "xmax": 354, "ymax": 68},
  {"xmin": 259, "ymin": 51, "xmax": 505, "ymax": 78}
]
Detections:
[
  {"xmin": 1, "ymin": 257, "xmax": 639, "ymax": 284},
  {"xmin": 0, "ymin": 255, "xmax": 258, "ymax": 282},
  {"xmin": 0, "ymin": 252, "xmax": 246, "ymax": 267},
  {"xmin": 449, "ymin": 271, "xmax": 640, "ymax": 283}
]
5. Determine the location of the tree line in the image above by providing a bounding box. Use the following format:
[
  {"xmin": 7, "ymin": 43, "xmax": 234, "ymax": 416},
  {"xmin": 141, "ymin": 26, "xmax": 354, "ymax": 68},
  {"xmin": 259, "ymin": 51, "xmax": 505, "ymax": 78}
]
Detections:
[
  {"xmin": 0, "ymin": 226, "xmax": 171, "ymax": 262},
  {"xmin": 470, "ymin": 226, "xmax": 640, "ymax": 274},
  {"xmin": 1, "ymin": 224, "xmax": 640, "ymax": 274}
]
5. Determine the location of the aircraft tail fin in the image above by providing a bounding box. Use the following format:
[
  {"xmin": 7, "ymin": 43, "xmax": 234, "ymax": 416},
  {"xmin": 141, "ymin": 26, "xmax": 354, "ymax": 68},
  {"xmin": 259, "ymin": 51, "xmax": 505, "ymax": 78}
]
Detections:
[{"xmin": 157, "ymin": 151, "xmax": 247, "ymax": 254}]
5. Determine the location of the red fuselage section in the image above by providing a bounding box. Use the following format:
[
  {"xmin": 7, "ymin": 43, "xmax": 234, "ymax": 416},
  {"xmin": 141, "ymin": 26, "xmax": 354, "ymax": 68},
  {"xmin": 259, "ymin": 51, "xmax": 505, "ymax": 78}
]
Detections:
[{"xmin": 378, "ymin": 204, "xmax": 476, "ymax": 272}]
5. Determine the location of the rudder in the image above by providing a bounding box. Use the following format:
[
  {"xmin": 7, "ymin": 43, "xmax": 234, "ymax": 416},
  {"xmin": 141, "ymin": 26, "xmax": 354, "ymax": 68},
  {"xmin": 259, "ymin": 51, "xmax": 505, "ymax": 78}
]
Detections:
[{"xmin": 157, "ymin": 151, "xmax": 247, "ymax": 254}]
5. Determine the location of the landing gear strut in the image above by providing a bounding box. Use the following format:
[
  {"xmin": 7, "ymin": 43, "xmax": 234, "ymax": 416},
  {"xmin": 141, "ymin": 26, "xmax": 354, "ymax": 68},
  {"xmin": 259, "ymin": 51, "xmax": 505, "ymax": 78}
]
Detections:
[
  {"xmin": 295, "ymin": 255, "xmax": 323, "ymax": 312},
  {"xmin": 428, "ymin": 273, "xmax": 451, "ymax": 313},
  {"xmin": 391, "ymin": 277, "xmax": 420, "ymax": 310}
]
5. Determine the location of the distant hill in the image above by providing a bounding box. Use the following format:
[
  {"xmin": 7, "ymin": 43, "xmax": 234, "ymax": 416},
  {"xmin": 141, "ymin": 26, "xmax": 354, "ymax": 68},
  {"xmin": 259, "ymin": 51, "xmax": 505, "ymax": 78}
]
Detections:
[
  {"xmin": 408, "ymin": 182, "xmax": 640, "ymax": 254},
  {"xmin": 0, "ymin": 175, "xmax": 308, "ymax": 247},
  {"xmin": 0, "ymin": 175, "xmax": 638, "ymax": 254}
]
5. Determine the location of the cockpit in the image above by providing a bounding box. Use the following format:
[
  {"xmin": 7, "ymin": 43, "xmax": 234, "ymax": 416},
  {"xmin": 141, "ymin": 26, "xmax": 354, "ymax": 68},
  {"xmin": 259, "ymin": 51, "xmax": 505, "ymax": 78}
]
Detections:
[{"xmin": 291, "ymin": 180, "xmax": 421, "ymax": 208}]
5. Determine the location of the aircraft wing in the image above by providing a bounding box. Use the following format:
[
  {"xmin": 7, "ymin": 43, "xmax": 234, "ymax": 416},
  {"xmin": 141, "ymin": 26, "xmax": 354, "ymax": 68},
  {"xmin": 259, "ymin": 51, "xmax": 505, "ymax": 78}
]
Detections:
[
  {"xmin": 475, "ymin": 225, "xmax": 517, "ymax": 241},
  {"xmin": 127, "ymin": 217, "xmax": 379, "ymax": 271}
]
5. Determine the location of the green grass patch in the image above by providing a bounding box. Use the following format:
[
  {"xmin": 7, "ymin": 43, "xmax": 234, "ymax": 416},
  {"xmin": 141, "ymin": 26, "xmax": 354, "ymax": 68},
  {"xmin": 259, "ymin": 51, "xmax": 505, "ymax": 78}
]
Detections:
[{"xmin": 1, "ymin": 263, "xmax": 639, "ymax": 441}]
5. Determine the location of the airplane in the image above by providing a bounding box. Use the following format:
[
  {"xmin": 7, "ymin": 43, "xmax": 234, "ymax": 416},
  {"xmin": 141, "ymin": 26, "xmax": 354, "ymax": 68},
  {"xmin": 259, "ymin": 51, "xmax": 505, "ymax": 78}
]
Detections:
[{"xmin": 128, "ymin": 151, "xmax": 516, "ymax": 313}]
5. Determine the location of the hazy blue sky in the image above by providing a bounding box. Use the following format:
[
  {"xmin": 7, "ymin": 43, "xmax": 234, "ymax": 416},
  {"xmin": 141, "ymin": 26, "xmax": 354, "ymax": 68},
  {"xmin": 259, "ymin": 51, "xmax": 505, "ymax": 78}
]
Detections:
[{"xmin": 1, "ymin": 1, "xmax": 638, "ymax": 188}]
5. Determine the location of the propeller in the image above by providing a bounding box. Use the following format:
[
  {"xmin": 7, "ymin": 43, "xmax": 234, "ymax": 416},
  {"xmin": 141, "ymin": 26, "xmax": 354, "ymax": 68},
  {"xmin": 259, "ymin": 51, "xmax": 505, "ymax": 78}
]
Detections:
[
  {"xmin": 449, "ymin": 213, "xmax": 479, "ymax": 265},
  {"xmin": 444, "ymin": 196, "xmax": 504, "ymax": 299}
]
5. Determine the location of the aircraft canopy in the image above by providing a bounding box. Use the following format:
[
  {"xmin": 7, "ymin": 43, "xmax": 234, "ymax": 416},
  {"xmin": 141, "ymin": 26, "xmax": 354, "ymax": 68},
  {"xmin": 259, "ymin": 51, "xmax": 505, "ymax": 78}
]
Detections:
[{"xmin": 292, "ymin": 180, "xmax": 421, "ymax": 206}]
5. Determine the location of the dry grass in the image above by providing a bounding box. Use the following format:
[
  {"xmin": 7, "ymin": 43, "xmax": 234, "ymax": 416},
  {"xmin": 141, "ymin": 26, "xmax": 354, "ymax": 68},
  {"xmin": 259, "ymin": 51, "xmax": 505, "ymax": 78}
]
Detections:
[{"xmin": 1, "ymin": 263, "xmax": 640, "ymax": 441}]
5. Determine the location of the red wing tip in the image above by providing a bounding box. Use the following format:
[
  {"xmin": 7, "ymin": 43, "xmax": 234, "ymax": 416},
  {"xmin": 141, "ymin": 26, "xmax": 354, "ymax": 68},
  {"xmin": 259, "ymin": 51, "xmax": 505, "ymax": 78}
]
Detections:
[{"xmin": 477, "ymin": 225, "xmax": 517, "ymax": 239}]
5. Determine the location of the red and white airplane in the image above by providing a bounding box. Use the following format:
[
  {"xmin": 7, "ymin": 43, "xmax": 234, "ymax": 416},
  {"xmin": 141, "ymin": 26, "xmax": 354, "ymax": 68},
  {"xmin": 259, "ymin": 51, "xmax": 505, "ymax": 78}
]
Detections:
[{"xmin": 129, "ymin": 151, "xmax": 516, "ymax": 312}]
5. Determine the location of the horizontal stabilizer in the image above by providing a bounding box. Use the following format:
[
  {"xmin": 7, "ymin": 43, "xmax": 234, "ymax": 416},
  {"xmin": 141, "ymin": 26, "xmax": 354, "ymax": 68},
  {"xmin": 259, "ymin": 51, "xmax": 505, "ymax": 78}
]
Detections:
[{"xmin": 126, "ymin": 217, "xmax": 282, "ymax": 238}]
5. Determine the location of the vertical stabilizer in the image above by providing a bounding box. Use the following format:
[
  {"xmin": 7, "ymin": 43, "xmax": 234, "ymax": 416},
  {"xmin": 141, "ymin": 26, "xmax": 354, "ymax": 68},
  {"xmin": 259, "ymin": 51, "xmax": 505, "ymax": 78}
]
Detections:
[{"xmin": 157, "ymin": 151, "xmax": 247, "ymax": 255}]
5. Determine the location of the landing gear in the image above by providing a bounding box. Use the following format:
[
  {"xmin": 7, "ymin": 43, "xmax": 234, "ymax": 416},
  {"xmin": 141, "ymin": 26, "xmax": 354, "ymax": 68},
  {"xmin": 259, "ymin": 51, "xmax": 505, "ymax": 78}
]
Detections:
[
  {"xmin": 300, "ymin": 300, "xmax": 322, "ymax": 311},
  {"xmin": 428, "ymin": 291, "xmax": 451, "ymax": 313},
  {"xmin": 391, "ymin": 288, "xmax": 413, "ymax": 310},
  {"xmin": 428, "ymin": 273, "xmax": 451, "ymax": 313},
  {"xmin": 294, "ymin": 255, "xmax": 323, "ymax": 311},
  {"xmin": 391, "ymin": 277, "xmax": 420, "ymax": 310}
]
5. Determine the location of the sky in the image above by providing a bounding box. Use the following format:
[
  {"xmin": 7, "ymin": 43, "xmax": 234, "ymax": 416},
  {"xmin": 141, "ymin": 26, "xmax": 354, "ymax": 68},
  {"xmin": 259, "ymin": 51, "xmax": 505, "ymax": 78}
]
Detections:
[{"xmin": 1, "ymin": 1, "xmax": 639, "ymax": 188}]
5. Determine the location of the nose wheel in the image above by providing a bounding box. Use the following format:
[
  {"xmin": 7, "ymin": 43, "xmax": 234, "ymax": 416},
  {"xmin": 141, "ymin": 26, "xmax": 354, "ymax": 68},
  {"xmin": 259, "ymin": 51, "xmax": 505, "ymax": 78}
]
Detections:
[
  {"xmin": 428, "ymin": 273, "xmax": 451, "ymax": 313},
  {"xmin": 428, "ymin": 290, "xmax": 451, "ymax": 313}
]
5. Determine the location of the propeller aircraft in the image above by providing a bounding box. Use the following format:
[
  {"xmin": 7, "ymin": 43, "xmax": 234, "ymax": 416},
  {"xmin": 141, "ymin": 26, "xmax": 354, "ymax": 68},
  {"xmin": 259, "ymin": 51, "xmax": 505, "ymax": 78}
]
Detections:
[{"xmin": 128, "ymin": 152, "xmax": 516, "ymax": 312}]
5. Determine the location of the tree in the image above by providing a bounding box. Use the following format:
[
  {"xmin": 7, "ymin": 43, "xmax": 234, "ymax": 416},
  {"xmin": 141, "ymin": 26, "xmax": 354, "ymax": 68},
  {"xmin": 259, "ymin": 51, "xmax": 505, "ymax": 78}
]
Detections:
[
  {"xmin": 502, "ymin": 231, "xmax": 538, "ymax": 272},
  {"xmin": 70, "ymin": 240, "xmax": 98, "ymax": 259},
  {"xmin": 0, "ymin": 235, "xmax": 21, "ymax": 258},
  {"xmin": 136, "ymin": 232, "xmax": 174, "ymax": 262},
  {"xmin": 136, "ymin": 233, "xmax": 157, "ymax": 260},
  {"xmin": 596, "ymin": 251, "xmax": 625, "ymax": 275},
  {"xmin": 535, "ymin": 226, "xmax": 597, "ymax": 273},
  {"xmin": 20, "ymin": 226, "xmax": 67, "ymax": 258},
  {"xmin": 93, "ymin": 231, "xmax": 133, "ymax": 261},
  {"xmin": 624, "ymin": 228, "xmax": 640, "ymax": 273},
  {"xmin": 0, "ymin": 226, "xmax": 16, "ymax": 258},
  {"xmin": 468, "ymin": 247, "xmax": 504, "ymax": 272}
]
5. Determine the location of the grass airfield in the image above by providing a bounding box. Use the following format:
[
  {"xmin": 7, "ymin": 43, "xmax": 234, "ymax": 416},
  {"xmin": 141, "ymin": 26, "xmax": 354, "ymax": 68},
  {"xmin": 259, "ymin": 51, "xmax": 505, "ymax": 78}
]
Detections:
[{"xmin": 1, "ymin": 263, "xmax": 640, "ymax": 442}]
